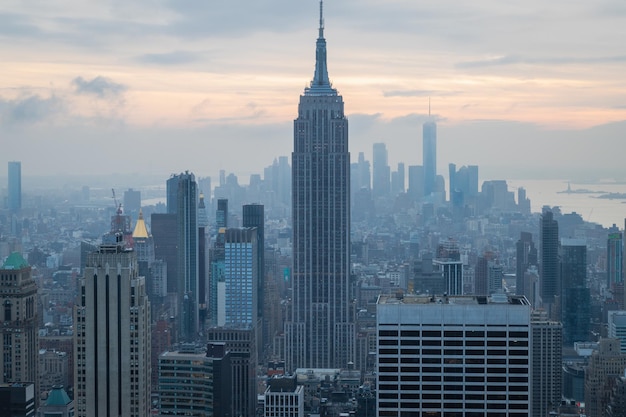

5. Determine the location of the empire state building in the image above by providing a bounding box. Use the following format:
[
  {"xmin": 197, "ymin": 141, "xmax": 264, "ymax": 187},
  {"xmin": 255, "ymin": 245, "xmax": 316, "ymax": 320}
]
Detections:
[{"xmin": 286, "ymin": 0, "xmax": 354, "ymax": 371}]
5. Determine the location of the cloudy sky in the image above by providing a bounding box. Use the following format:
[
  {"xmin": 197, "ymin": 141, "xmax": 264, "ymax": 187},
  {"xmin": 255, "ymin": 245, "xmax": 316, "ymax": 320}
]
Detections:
[{"xmin": 1, "ymin": 0, "xmax": 625, "ymax": 182}]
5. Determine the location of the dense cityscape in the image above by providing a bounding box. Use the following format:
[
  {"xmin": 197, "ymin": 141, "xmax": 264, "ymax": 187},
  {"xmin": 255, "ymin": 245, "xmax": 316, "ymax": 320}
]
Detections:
[{"xmin": 2, "ymin": 2, "xmax": 626, "ymax": 417}]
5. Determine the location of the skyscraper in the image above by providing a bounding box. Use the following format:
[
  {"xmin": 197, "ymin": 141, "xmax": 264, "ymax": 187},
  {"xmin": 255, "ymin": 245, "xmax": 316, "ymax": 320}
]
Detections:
[
  {"xmin": 516, "ymin": 231, "xmax": 537, "ymax": 297},
  {"xmin": 423, "ymin": 116, "xmax": 437, "ymax": 197},
  {"xmin": 377, "ymin": 294, "xmax": 531, "ymax": 416},
  {"xmin": 372, "ymin": 142, "xmax": 390, "ymax": 198},
  {"xmin": 224, "ymin": 228, "xmax": 258, "ymax": 327},
  {"xmin": 286, "ymin": 0, "xmax": 354, "ymax": 371},
  {"xmin": 7, "ymin": 161, "xmax": 21, "ymax": 212},
  {"xmin": 561, "ymin": 238, "xmax": 590, "ymax": 345},
  {"xmin": 74, "ymin": 240, "xmax": 151, "ymax": 417},
  {"xmin": 540, "ymin": 210, "xmax": 559, "ymax": 316},
  {"xmin": 608, "ymin": 231, "xmax": 623, "ymax": 288},
  {"xmin": 530, "ymin": 310, "xmax": 562, "ymax": 417},
  {"xmin": 167, "ymin": 172, "xmax": 199, "ymax": 341},
  {"xmin": 0, "ymin": 253, "xmax": 38, "ymax": 393}
]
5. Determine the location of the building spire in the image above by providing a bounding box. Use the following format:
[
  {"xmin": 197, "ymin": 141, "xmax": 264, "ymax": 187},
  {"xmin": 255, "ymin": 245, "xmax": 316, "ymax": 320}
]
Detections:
[{"xmin": 308, "ymin": 0, "xmax": 333, "ymax": 94}]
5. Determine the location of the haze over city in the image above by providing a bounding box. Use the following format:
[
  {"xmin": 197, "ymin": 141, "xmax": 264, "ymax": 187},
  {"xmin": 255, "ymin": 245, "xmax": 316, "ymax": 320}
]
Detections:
[{"xmin": 2, "ymin": 0, "xmax": 626, "ymax": 180}]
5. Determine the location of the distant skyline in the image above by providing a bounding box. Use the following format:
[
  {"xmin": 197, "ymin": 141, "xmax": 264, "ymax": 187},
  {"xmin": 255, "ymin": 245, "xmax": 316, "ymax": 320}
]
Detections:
[{"xmin": 1, "ymin": 1, "xmax": 626, "ymax": 179}]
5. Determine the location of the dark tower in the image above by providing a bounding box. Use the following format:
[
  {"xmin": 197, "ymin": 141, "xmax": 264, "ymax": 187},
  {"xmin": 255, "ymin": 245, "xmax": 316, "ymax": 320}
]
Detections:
[
  {"xmin": 540, "ymin": 210, "xmax": 559, "ymax": 317},
  {"xmin": 516, "ymin": 231, "xmax": 537, "ymax": 297},
  {"xmin": 286, "ymin": 0, "xmax": 354, "ymax": 371}
]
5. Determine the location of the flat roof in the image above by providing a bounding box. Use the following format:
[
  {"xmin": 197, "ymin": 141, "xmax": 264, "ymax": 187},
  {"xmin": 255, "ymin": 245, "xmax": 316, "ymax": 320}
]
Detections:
[{"xmin": 377, "ymin": 294, "xmax": 530, "ymax": 306}]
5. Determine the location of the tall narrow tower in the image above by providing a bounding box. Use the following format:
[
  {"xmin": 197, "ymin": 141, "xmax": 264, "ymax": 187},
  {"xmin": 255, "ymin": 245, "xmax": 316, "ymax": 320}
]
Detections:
[
  {"xmin": 7, "ymin": 161, "xmax": 22, "ymax": 212},
  {"xmin": 423, "ymin": 105, "xmax": 437, "ymax": 198},
  {"xmin": 286, "ymin": 0, "xmax": 354, "ymax": 371},
  {"xmin": 74, "ymin": 240, "xmax": 151, "ymax": 417}
]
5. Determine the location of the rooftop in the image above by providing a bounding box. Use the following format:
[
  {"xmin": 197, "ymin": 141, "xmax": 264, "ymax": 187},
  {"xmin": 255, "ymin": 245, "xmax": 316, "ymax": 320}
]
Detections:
[
  {"xmin": 1, "ymin": 252, "xmax": 29, "ymax": 270},
  {"xmin": 377, "ymin": 293, "xmax": 530, "ymax": 306}
]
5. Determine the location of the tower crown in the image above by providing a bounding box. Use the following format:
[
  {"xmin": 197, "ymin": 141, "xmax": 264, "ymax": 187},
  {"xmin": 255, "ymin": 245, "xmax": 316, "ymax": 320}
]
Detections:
[{"xmin": 306, "ymin": 0, "xmax": 336, "ymax": 96}]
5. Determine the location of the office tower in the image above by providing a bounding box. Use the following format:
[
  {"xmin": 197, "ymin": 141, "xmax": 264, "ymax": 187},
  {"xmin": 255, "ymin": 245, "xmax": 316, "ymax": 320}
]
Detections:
[
  {"xmin": 376, "ymin": 294, "xmax": 531, "ymax": 416},
  {"xmin": 224, "ymin": 228, "xmax": 258, "ymax": 327},
  {"xmin": 263, "ymin": 376, "xmax": 304, "ymax": 417},
  {"xmin": 207, "ymin": 328, "xmax": 257, "ymax": 417},
  {"xmin": 355, "ymin": 151, "xmax": 371, "ymax": 191},
  {"xmin": 434, "ymin": 239, "xmax": 463, "ymax": 295},
  {"xmin": 243, "ymin": 204, "xmax": 265, "ymax": 334},
  {"xmin": 448, "ymin": 163, "xmax": 457, "ymax": 203},
  {"xmin": 518, "ymin": 186, "xmax": 531, "ymax": 214},
  {"xmin": 209, "ymin": 227, "xmax": 225, "ymax": 328},
  {"xmin": 0, "ymin": 253, "xmax": 38, "ymax": 394},
  {"xmin": 216, "ymin": 198, "xmax": 228, "ymax": 228},
  {"xmin": 423, "ymin": 117, "xmax": 437, "ymax": 197},
  {"xmin": 132, "ymin": 210, "xmax": 157, "ymax": 303},
  {"xmin": 449, "ymin": 164, "xmax": 480, "ymax": 206},
  {"xmin": 372, "ymin": 143, "xmax": 390, "ymax": 198},
  {"xmin": 407, "ymin": 165, "xmax": 424, "ymax": 202},
  {"xmin": 167, "ymin": 172, "xmax": 199, "ymax": 341},
  {"xmin": 123, "ymin": 188, "xmax": 141, "ymax": 221},
  {"xmin": 584, "ymin": 338, "xmax": 626, "ymax": 417},
  {"xmin": 158, "ymin": 343, "xmax": 232, "ymax": 417},
  {"xmin": 74, "ymin": 241, "xmax": 151, "ymax": 417},
  {"xmin": 608, "ymin": 311, "xmax": 626, "ymax": 353},
  {"xmin": 390, "ymin": 162, "xmax": 405, "ymax": 196},
  {"xmin": 287, "ymin": 1, "xmax": 354, "ymax": 371},
  {"xmin": 0, "ymin": 383, "xmax": 35, "ymax": 416},
  {"xmin": 151, "ymin": 213, "xmax": 178, "ymax": 295},
  {"xmin": 516, "ymin": 231, "xmax": 537, "ymax": 297},
  {"xmin": 540, "ymin": 210, "xmax": 559, "ymax": 316},
  {"xmin": 561, "ymin": 239, "xmax": 590, "ymax": 345},
  {"xmin": 608, "ymin": 231, "xmax": 623, "ymax": 288},
  {"xmin": 7, "ymin": 161, "xmax": 21, "ymax": 212},
  {"xmin": 38, "ymin": 385, "xmax": 74, "ymax": 417},
  {"xmin": 39, "ymin": 350, "xmax": 69, "ymax": 398},
  {"xmin": 607, "ymin": 373, "xmax": 626, "ymax": 417},
  {"xmin": 198, "ymin": 193, "xmax": 209, "ymax": 330},
  {"xmin": 474, "ymin": 253, "xmax": 493, "ymax": 295},
  {"xmin": 530, "ymin": 310, "xmax": 562, "ymax": 417}
]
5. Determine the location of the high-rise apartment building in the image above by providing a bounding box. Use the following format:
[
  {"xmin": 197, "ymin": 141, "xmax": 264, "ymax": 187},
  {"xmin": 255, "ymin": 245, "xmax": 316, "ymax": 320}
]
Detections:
[
  {"xmin": 0, "ymin": 253, "xmax": 38, "ymax": 392},
  {"xmin": 372, "ymin": 143, "xmax": 390, "ymax": 198},
  {"xmin": 224, "ymin": 228, "xmax": 258, "ymax": 327},
  {"xmin": 7, "ymin": 161, "xmax": 21, "ymax": 212},
  {"xmin": 540, "ymin": 210, "xmax": 559, "ymax": 316},
  {"xmin": 167, "ymin": 172, "xmax": 199, "ymax": 341},
  {"xmin": 243, "ymin": 204, "xmax": 264, "ymax": 320},
  {"xmin": 376, "ymin": 294, "xmax": 531, "ymax": 416},
  {"xmin": 561, "ymin": 238, "xmax": 590, "ymax": 345},
  {"xmin": 74, "ymin": 241, "xmax": 151, "ymax": 417},
  {"xmin": 423, "ymin": 118, "xmax": 437, "ymax": 197},
  {"xmin": 198, "ymin": 193, "xmax": 209, "ymax": 330},
  {"xmin": 286, "ymin": 1, "xmax": 354, "ymax": 371},
  {"xmin": 530, "ymin": 310, "xmax": 562, "ymax": 417}
]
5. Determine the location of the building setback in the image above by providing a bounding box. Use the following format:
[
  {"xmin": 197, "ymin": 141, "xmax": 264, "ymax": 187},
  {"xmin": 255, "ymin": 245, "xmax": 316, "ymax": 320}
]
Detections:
[
  {"xmin": 74, "ymin": 241, "xmax": 151, "ymax": 417},
  {"xmin": 376, "ymin": 294, "xmax": 530, "ymax": 416},
  {"xmin": 286, "ymin": 0, "xmax": 354, "ymax": 372}
]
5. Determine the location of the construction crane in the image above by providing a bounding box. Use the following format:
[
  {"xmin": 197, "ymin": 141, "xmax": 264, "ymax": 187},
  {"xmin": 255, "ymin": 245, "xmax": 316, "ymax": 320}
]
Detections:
[{"xmin": 111, "ymin": 188, "xmax": 122, "ymax": 215}]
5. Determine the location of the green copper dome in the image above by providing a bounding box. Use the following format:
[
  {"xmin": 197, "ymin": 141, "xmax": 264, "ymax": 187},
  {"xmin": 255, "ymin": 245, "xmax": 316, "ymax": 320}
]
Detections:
[
  {"xmin": 2, "ymin": 252, "xmax": 28, "ymax": 270},
  {"xmin": 46, "ymin": 386, "xmax": 72, "ymax": 406}
]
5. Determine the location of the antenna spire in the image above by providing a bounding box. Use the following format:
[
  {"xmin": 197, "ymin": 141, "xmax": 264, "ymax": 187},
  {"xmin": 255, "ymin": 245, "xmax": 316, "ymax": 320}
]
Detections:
[{"xmin": 319, "ymin": 0, "xmax": 324, "ymax": 38}]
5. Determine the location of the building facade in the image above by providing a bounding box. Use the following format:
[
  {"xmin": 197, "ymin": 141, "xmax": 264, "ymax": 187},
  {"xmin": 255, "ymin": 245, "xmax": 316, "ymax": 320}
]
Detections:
[
  {"xmin": 7, "ymin": 161, "xmax": 21, "ymax": 212},
  {"xmin": 376, "ymin": 294, "xmax": 531, "ymax": 416},
  {"xmin": 286, "ymin": 1, "xmax": 354, "ymax": 371},
  {"xmin": 74, "ymin": 242, "xmax": 151, "ymax": 417},
  {"xmin": 0, "ymin": 253, "xmax": 39, "ymax": 393},
  {"xmin": 540, "ymin": 210, "xmax": 559, "ymax": 316},
  {"xmin": 530, "ymin": 310, "xmax": 562, "ymax": 417}
]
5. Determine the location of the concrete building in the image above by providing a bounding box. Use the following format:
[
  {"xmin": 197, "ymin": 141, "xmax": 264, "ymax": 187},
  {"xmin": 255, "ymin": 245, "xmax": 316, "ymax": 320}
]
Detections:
[
  {"xmin": 1, "ymin": 253, "xmax": 39, "ymax": 395},
  {"xmin": 74, "ymin": 241, "xmax": 151, "ymax": 417},
  {"xmin": 530, "ymin": 310, "xmax": 562, "ymax": 417},
  {"xmin": 584, "ymin": 338, "xmax": 626, "ymax": 417},
  {"xmin": 286, "ymin": 1, "xmax": 354, "ymax": 371},
  {"xmin": 158, "ymin": 343, "xmax": 232, "ymax": 417},
  {"xmin": 376, "ymin": 294, "xmax": 531, "ymax": 416},
  {"xmin": 263, "ymin": 376, "xmax": 304, "ymax": 417},
  {"xmin": 608, "ymin": 311, "xmax": 626, "ymax": 354},
  {"xmin": 38, "ymin": 350, "xmax": 69, "ymax": 400}
]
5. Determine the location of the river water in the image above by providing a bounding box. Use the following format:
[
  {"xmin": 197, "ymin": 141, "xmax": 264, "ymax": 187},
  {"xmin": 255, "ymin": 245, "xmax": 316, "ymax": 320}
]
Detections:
[{"xmin": 506, "ymin": 179, "xmax": 626, "ymax": 229}]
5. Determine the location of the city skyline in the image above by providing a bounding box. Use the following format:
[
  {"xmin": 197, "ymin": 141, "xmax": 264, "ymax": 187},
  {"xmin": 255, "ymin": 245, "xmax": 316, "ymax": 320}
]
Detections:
[{"xmin": 1, "ymin": 1, "xmax": 626, "ymax": 180}]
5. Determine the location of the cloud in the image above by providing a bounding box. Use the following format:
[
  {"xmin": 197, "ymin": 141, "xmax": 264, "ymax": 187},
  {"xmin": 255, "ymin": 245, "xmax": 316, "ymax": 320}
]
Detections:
[
  {"xmin": 137, "ymin": 51, "xmax": 200, "ymax": 65},
  {"xmin": 0, "ymin": 94, "xmax": 63, "ymax": 125},
  {"xmin": 72, "ymin": 76, "xmax": 127, "ymax": 98},
  {"xmin": 456, "ymin": 54, "xmax": 626, "ymax": 69},
  {"xmin": 383, "ymin": 90, "xmax": 462, "ymax": 98}
]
